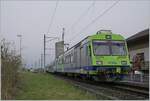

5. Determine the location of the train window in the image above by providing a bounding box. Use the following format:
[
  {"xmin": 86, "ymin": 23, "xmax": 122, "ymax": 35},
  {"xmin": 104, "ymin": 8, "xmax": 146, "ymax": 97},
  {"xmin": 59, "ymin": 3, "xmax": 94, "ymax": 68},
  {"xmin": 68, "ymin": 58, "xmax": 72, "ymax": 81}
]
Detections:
[
  {"xmin": 70, "ymin": 53, "xmax": 73, "ymax": 63},
  {"xmin": 68, "ymin": 55, "xmax": 70, "ymax": 63},
  {"xmin": 111, "ymin": 41, "xmax": 126, "ymax": 55},
  {"xmin": 65, "ymin": 56, "xmax": 67, "ymax": 63},
  {"xmin": 64, "ymin": 55, "xmax": 71, "ymax": 64},
  {"xmin": 58, "ymin": 58, "xmax": 62, "ymax": 64},
  {"xmin": 64, "ymin": 56, "xmax": 67, "ymax": 64},
  {"xmin": 93, "ymin": 41, "xmax": 110, "ymax": 55},
  {"xmin": 92, "ymin": 40, "xmax": 127, "ymax": 56},
  {"xmin": 58, "ymin": 59, "xmax": 60, "ymax": 64},
  {"xmin": 67, "ymin": 56, "xmax": 69, "ymax": 63},
  {"xmin": 60, "ymin": 58, "xmax": 62, "ymax": 64},
  {"xmin": 62, "ymin": 57, "xmax": 64, "ymax": 63}
]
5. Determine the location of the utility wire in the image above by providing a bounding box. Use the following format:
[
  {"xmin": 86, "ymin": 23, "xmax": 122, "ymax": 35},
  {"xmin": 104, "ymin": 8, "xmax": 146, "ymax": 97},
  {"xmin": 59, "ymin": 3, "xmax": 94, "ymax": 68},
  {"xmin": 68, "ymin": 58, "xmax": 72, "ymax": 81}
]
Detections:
[
  {"xmin": 66, "ymin": 0, "xmax": 96, "ymax": 35},
  {"xmin": 68, "ymin": 0, "xmax": 120, "ymax": 43},
  {"xmin": 47, "ymin": 0, "xmax": 59, "ymax": 34}
]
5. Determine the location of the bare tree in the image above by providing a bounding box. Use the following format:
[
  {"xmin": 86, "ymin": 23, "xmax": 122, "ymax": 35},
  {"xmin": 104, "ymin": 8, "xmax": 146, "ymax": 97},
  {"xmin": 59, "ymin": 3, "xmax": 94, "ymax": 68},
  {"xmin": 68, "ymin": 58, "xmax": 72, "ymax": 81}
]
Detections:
[{"xmin": 1, "ymin": 39, "xmax": 21, "ymax": 99}]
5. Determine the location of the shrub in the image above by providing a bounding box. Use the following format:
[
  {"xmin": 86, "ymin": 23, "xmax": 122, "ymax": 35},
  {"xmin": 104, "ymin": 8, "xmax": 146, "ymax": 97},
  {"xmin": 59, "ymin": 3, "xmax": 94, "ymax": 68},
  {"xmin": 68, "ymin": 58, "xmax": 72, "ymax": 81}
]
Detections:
[{"xmin": 1, "ymin": 39, "xmax": 21, "ymax": 99}]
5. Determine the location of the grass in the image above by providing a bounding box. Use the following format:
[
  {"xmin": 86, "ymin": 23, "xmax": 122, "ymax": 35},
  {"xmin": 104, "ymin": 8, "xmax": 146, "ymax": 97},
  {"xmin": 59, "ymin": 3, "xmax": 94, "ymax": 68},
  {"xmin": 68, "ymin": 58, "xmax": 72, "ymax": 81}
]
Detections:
[{"xmin": 16, "ymin": 72, "xmax": 97, "ymax": 100}]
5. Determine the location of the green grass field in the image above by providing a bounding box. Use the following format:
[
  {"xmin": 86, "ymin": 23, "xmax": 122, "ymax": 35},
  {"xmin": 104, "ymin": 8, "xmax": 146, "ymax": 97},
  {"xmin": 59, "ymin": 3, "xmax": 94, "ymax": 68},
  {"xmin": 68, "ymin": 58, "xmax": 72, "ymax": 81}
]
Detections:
[{"xmin": 16, "ymin": 72, "xmax": 97, "ymax": 100}]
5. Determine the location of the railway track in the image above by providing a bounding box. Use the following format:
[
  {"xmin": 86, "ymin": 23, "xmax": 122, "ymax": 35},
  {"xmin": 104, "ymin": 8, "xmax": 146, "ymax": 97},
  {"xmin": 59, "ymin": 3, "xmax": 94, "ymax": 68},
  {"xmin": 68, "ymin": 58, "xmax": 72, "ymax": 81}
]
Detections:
[
  {"xmin": 73, "ymin": 81, "xmax": 149, "ymax": 100},
  {"xmin": 112, "ymin": 82, "xmax": 149, "ymax": 96},
  {"xmin": 52, "ymin": 73, "xmax": 149, "ymax": 100}
]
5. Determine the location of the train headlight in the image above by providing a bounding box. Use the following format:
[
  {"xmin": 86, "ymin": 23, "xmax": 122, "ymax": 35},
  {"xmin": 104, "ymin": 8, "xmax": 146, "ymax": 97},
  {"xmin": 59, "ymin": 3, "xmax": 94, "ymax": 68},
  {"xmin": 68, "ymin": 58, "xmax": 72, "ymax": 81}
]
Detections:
[
  {"xmin": 121, "ymin": 61, "xmax": 127, "ymax": 65},
  {"xmin": 96, "ymin": 61, "xmax": 103, "ymax": 65}
]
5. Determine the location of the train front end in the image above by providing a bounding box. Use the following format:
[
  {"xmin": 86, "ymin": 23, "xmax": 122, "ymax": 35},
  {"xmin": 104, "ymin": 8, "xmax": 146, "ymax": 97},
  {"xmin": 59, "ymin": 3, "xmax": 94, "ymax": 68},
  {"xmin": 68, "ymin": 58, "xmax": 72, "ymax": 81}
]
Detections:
[{"xmin": 88, "ymin": 31, "xmax": 131, "ymax": 81}]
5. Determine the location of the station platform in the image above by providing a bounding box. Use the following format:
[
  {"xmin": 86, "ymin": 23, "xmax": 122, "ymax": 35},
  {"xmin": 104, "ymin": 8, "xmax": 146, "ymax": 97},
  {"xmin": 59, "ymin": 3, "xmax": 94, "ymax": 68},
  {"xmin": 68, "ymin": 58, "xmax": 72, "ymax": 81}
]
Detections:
[
  {"xmin": 121, "ymin": 73, "xmax": 149, "ymax": 88},
  {"xmin": 120, "ymin": 80, "xmax": 149, "ymax": 88}
]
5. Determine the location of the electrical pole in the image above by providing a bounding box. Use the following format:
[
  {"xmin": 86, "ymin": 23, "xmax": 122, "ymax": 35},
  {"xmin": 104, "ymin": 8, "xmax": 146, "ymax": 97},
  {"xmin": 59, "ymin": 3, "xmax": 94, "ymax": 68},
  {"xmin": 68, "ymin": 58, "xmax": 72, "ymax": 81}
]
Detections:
[
  {"xmin": 62, "ymin": 28, "xmax": 65, "ymax": 42},
  {"xmin": 43, "ymin": 34, "xmax": 59, "ymax": 72},
  {"xmin": 20, "ymin": 36, "xmax": 22, "ymax": 58},
  {"xmin": 62, "ymin": 28, "xmax": 69, "ymax": 51},
  {"xmin": 62, "ymin": 28, "xmax": 65, "ymax": 51},
  {"xmin": 62, "ymin": 28, "xmax": 65, "ymax": 64},
  {"xmin": 39, "ymin": 58, "xmax": 41, "ymax": 68},
  {"xmin": 34, "ymin": 61, "xmax": 37, "ymax": 68},
  {"xmin": 17, "ymin": 34, "xmax": 22, "ymax": 70},
  {"xmin": 44, "ymin": 34, "xmax": 46, "ymax": 72},
  {"xmin": 41, "ymin": 54, "xmax": 43, "ymax": 68},
  {"xmin": 17, "ymin": 34, "xmax": 22, "ymax": 59}
]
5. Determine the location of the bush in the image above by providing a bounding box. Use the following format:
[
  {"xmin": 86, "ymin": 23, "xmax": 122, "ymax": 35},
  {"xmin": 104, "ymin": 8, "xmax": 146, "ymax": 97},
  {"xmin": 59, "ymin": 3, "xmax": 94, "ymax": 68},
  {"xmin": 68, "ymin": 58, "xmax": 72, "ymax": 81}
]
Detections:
[{"xmin": 1, "ymin": 39, "xmax": 21, "ymax": 99}]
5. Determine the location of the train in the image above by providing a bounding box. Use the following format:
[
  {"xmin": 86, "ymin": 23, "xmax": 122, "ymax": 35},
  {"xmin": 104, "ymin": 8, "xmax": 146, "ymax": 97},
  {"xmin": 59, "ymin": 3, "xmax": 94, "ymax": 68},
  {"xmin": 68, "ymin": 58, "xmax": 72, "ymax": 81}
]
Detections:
[{"xmin": 47, "ymin": 30, "xmax": 131, "ymax": 81}]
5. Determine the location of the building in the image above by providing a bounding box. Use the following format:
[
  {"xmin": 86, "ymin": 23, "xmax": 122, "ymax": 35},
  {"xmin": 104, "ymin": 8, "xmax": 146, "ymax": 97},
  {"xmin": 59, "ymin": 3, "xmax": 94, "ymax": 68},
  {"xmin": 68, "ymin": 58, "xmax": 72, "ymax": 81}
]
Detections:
[
  {"xmin": 55, "ymin": 41, "xmax": 64, "ymax": 58},
  {"xmin": 126, "ymin": 29, "xmax": 149, "ymax": 72}
]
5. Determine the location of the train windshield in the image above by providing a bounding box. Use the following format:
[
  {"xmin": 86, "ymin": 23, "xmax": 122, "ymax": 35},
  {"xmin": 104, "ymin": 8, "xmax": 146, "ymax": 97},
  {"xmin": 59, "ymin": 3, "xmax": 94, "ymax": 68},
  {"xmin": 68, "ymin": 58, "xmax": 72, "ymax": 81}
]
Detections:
[{"xmin": 93, "ymin": 41, "xmax": 127, "ymax": 56}]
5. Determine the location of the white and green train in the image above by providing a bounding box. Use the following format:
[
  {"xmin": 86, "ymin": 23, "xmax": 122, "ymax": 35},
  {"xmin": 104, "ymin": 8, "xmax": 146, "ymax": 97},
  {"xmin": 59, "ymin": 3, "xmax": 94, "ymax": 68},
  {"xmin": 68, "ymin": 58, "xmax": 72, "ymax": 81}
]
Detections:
[{"xmin": 49, "ymin": 30, "xmax": 131, "ymax": 81}]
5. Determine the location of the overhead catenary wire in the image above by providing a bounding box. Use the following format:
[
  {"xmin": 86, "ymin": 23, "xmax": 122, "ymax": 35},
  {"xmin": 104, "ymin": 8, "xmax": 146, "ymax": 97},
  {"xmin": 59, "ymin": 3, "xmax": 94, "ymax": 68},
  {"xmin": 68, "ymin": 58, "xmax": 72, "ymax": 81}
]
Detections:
[
  {"xmin": 44, "ymin": 0, "xmax": 59, "ymax": 68},
  {"xmin": 66, "ymin": 0, "xmax": 96, "ymax": 34},
  {"xmin": 68, "ymin": 0, "xmax": 120, "ymax": 43},
  {"xmin": 47, "ymin": 0, "xmax": 59, "ymax": 34}
]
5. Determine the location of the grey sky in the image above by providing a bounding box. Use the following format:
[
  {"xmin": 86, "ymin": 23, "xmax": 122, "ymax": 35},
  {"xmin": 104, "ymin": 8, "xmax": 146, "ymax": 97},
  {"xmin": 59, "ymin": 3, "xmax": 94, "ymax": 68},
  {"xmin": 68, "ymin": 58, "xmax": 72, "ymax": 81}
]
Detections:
[{"xmin": 1, "ymin": 0, "xmax": 150, "ymax": 68}]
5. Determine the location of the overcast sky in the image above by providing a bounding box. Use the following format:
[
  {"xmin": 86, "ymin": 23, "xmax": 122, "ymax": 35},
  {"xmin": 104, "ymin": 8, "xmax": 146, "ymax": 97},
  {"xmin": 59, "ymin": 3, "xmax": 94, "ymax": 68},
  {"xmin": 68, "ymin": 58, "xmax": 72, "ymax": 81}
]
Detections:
[{"xmin": 1, "ymin": 0, "xmax": 150, "ymax": 68}]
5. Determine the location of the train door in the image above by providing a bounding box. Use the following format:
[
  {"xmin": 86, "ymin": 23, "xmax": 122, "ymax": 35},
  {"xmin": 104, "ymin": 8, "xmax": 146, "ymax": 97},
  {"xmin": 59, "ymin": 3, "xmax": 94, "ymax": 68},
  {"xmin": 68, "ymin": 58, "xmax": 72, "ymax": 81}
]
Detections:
[
  {"xmin": 80, "ymin": 44, "xmax": 87, "ymax": 67},
  {"xmin": 74, "ymin": 49, "xmax": 77, "ymax": 68},
  {"xmin": 87, "ymin": 43, "xmax": 92, "ymax": 66},
  {"xmin": 80, "ymin": 45, "xmax": 83, "ymax": 67},
  {"xmin": 74, "ymin": 43, "xmax": 81, "ymax": 72}
]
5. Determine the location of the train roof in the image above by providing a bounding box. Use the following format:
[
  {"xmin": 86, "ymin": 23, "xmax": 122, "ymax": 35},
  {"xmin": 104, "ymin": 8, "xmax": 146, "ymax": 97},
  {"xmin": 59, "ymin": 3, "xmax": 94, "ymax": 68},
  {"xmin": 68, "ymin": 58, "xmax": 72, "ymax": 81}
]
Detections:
[
  {"xmin": 57, "ymin": 32, "xmax": 125, "ymax": 58},
  {"xmin": 89, "ymin": 33, "xmax": 124, "ymax": 40}
]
